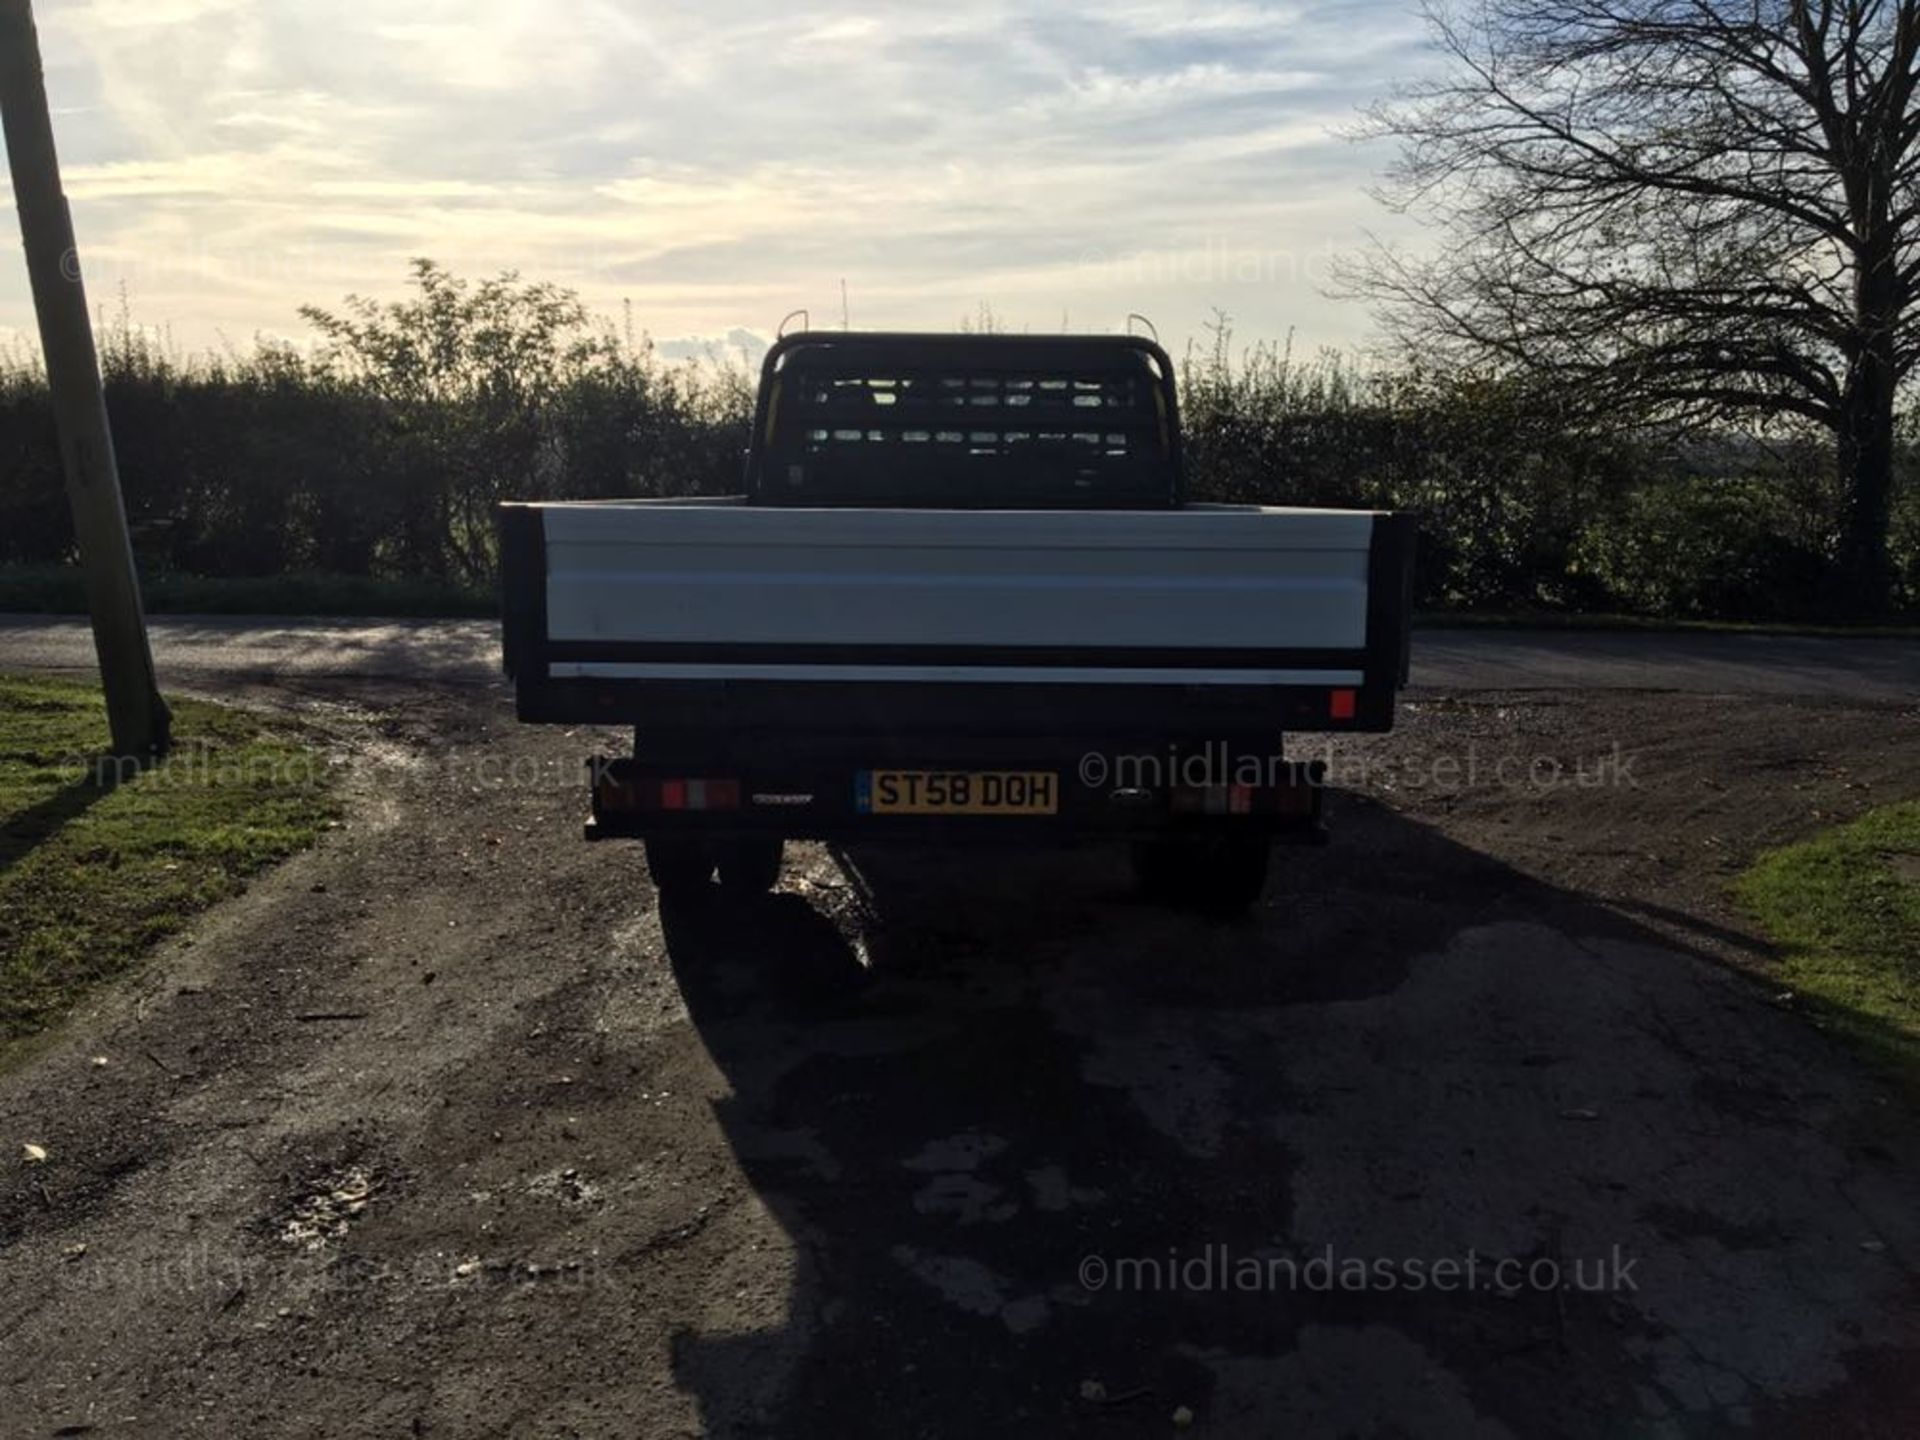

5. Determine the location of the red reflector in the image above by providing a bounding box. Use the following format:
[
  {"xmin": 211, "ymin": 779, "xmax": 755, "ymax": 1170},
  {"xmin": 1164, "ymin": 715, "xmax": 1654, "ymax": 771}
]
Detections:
[
  {"xmin": 1229, "ymin": 784, "xmax": 1254, "ymax": 815},
  {"xmin": 1330, "ymin": 689, "xmax": 1357, "ymax": 721},
  {"xmin": 636, "ymin": 777, "xmax": 740, "ymax": 812}
]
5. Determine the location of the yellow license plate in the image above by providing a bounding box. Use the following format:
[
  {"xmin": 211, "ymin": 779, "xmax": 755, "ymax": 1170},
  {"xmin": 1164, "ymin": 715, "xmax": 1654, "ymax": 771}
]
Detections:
[{"xmin": 858, "ymin": 770, "xmax": 1059, "ymax": 816}]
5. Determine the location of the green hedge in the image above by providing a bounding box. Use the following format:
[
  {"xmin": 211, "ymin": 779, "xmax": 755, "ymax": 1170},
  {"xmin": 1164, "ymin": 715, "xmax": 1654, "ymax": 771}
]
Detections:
[{"xmin": 0, "ymin": 278, "xmax": 1913, "ymax": 622}]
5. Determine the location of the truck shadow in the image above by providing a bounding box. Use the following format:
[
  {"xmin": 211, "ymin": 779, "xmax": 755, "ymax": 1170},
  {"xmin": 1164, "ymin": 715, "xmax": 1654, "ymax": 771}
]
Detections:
[{"xmin": 654, "ymin": 797, "xmax": 1914, "ymax": 1438}]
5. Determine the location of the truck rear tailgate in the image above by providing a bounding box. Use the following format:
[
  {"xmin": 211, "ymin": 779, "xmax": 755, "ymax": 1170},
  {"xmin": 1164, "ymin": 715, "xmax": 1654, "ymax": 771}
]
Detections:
[{"xmin": 501, "ymin": 499, "xmax": 1413, "ymax": 734}]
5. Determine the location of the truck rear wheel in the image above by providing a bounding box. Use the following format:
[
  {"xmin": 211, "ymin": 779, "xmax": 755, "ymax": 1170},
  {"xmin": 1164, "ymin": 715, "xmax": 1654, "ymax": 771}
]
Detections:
[
  {"xmin": 645, "ymin": 838, "xmax": 713, "ymax": 900},
  {"xmin": 716, "ymin": 836, "xmax": 785, "ymax": 894},
  {"xmin": 1131, "ymin": 836, "xmax": 1270, "ymax": 916}
]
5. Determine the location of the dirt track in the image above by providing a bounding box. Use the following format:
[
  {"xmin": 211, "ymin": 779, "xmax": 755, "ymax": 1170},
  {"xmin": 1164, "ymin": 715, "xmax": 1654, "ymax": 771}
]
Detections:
[{"xmin": 2, "ymin": 675, "xmax": 1918, "ymax": 1438}]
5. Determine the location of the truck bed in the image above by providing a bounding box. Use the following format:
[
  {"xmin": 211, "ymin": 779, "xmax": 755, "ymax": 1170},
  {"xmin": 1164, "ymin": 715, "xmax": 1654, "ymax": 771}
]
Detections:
[{"xmin": 500, "ymin": 498, "xmax": 1413, "ymax": 735}]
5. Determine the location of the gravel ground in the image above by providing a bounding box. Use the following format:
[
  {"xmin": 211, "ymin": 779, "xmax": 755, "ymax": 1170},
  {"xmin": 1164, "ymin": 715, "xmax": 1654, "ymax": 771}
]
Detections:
[{"xmin": 1, "ymin": 674, "xmax": 1917, "ymax": 1438}]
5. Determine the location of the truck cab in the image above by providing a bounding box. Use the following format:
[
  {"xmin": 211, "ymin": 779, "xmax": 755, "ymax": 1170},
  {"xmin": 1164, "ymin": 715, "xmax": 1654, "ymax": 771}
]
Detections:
[{"xmin": 745, "ymin": 331, "xmax": 1183, "ymax": 510}]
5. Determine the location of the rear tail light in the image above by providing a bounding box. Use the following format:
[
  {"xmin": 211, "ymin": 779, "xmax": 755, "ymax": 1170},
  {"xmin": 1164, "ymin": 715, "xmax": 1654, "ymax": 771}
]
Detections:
[
  {"xmin": 599, "ymin": 775, "xmax": 742, "ymax": 813},
  {"xmin": 1169, "ymin": 779, "xmax": 1316, "ymax": 817},
  {"xmin": 1330, "ymin": 688, "xmax": 1357, "ymax": 721},
  {"xmin": 1171, "ymin": 784, "xmax": 1259, "ymax": 815}
]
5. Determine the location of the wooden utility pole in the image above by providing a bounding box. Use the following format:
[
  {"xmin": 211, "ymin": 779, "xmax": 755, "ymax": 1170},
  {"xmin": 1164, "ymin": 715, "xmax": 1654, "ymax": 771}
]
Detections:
[{"xmin": 0, "ymin": 0, "xmax": 168, "ymax": 756}]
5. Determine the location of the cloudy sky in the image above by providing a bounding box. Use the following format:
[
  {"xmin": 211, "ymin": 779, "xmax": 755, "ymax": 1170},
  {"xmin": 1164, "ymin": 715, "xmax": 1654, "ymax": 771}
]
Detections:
[{"xmin": 0, "ymin": 0, "xmax": 1439, "ymax": 362}]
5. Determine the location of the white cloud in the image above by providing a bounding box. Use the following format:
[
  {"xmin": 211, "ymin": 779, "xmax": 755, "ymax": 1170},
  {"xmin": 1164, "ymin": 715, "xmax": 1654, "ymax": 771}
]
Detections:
[{"xmin": 0, "ymin": 0, "xmax": 1439, "ymax": 355}]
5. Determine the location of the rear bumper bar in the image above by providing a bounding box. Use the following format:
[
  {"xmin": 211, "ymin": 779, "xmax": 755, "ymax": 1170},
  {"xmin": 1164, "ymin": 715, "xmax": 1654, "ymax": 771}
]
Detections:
[
  {"xmin": 584, "ymin": 813, "xmax": 1331, "ymax": 846},
  {"xmin": 581, "ymin": 752, "xmax": 1329, "ymax": 846}
]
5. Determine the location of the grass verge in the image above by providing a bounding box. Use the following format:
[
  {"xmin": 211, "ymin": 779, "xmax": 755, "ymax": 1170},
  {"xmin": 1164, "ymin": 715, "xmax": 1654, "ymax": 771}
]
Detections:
[
  {"xmin": 1736, "ymin": 802, "xmax": 1920, "ymax": 1091},
  {"xmin": 0, "ymin": 673, "xmax": 338, "ymax": 1044}
]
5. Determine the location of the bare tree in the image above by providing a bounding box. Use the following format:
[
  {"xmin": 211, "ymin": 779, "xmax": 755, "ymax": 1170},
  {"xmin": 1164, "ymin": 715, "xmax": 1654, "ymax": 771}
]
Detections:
[{"xmin": 1355, "ymin": 0, "xmax": 1920, "ymax": 614}]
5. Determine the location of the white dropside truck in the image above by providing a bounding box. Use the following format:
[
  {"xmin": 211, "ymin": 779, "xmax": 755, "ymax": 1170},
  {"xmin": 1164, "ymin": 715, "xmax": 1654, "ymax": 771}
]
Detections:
[{"xmin": 501, "ymin": 331, "xmax": 1414, "ymax": 914}]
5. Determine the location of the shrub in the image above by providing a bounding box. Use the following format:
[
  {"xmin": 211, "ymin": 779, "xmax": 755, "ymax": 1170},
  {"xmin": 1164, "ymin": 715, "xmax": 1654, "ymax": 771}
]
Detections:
[{"xmin": 0, "ymin": 282, "xmax": 1912, "ymax": 621}]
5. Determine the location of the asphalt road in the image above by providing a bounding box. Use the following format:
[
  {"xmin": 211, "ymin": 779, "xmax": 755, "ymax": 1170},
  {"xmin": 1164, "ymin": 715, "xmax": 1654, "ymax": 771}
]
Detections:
[{"xmin": 1, "ymin": 613, "xmax": 1917, "ymax": 697}]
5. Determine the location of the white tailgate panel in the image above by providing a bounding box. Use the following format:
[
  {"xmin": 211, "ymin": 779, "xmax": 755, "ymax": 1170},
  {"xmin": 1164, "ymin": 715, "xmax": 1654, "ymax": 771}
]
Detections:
[{"xmin": 542, "ymin": 503, "xmax": 1375, "ymax": 654}]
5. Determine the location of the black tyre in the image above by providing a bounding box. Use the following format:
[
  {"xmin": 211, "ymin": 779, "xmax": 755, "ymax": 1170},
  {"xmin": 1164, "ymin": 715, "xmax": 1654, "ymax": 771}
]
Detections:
[
  {"xmin": 1131, "ymin": 835, "xmax": 1270, "ymax": 916},
  {"xmin": 645, "ymin": 837, "xmax": 713, "ymax": 899},
  {"xmin": 715, "ymin": 836, "xmax": 785, "ymax": 894},
  {"xmin": 1130, "ymin": 838, "xmax": 1193, "ymax": 900}
]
